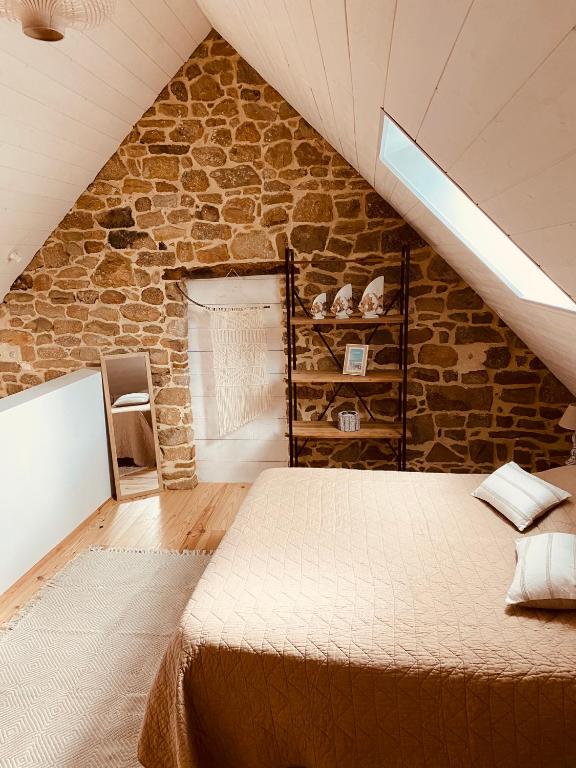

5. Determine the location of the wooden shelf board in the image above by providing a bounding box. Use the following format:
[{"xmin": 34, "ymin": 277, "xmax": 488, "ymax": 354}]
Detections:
[
  {"xmin": 290, "ymin": 421, "xmax": 408, "ymax": 440},
  {"xmin": 291, "ymin": 370, "xmax": 402, "ymax": 384},
  {"xmin": 290, "ymin": 315, "xmax": 405, "ymax": 326}
]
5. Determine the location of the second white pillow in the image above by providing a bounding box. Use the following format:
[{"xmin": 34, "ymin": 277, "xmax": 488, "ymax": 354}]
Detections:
[
  {"xmin": 472, "ymin": 461, "xmax": 571, "ymax": 531},
  {"xmin": 506, "ymin": 533, "xmax": 576, "ymax": 609}
]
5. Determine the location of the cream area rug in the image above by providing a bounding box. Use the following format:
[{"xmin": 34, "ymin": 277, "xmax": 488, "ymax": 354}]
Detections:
[{"xmin": 0, "ymin": 547, "xmax": 211, "ymax": 767}]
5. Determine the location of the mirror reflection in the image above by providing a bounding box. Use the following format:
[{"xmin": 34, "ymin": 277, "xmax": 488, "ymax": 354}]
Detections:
[{"xmin": 101, "ymin": 352, "xmax": 162, "ymax": 500}]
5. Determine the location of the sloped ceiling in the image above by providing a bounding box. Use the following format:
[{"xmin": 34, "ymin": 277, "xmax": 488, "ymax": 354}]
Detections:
[
  {"xmin": 0, "ymin": 0, "xmax": 210, "ymax": 298},
  {"xmin": 195, "ymin": 0, "xmax": 576, "ymax": 396},
  {"xmin": 2, "ymin": 1, "xmax": 576, "ymax": 395}
]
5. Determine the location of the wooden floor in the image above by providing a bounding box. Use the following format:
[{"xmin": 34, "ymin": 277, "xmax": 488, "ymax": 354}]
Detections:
[{"xmin": 0, "ymin": 483, "xmax": 250, "ymax": 626}]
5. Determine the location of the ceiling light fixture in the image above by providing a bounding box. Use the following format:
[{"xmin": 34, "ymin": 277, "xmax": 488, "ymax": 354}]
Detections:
[{"xmin": 0, "ymin": 0, "xmax": 116, "ymax": 42}]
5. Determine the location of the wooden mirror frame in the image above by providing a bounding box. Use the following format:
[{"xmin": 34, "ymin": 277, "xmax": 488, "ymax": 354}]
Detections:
[{"xmin": 100, "ymin": 351, "xmax": 164, "ymax": 501}]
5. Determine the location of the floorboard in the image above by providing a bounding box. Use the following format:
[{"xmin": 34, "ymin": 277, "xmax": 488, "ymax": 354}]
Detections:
[{"xmin": 0, "ymin": 483, "xmax": 250, "ymax": 625}]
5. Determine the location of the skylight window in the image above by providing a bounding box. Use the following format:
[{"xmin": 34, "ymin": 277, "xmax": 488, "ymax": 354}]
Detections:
[{"xmin": 379, "ymin": 115, "xmax": 576, "ymax": 313}]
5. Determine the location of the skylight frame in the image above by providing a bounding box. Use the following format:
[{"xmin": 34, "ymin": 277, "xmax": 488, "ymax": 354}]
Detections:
[{"xmin": 379, "ymin": 113, "xmax": 576, "ymax": 314}]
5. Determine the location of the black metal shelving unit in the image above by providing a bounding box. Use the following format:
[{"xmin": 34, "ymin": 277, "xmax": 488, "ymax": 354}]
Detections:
[{"xmin": 284, "ymin": 246, "xmax": 411, "ymax": 471}]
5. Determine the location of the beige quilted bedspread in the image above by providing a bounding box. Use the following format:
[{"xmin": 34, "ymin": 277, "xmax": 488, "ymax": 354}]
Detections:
[{"xmin": 139, "ymin": 466, "xmax": 576, "ymax": 768}]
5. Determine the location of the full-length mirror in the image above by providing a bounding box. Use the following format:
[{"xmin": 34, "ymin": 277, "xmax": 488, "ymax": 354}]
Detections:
[{"xmin": 100, "ymin": 352, "xmax": 163, "ymax": 500}]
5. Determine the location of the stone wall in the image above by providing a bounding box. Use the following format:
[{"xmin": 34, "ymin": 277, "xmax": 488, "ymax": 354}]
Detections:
[
  {"xmin": 293, "ymin": 252, "xmax": 572, "ymax": 471},
  {"xmin": 0, "ymin": 31, "xmax": 571, "ymax": 486}
]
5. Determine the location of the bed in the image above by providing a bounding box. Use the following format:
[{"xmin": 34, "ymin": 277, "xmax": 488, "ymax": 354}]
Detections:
[
  {"xmin": 112, "ymin": 406, "xmax": 156, "ymax": 467},
  {"xmin": 138, "ymin": 466, "xmax": 576, "ymax": 768}
]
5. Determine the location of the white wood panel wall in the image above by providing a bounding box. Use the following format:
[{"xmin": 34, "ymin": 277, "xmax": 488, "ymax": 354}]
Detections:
[
  {"xmin": 0, "ymin": 0, "xmax": 210, "ymax": 300},
  {"xmin": 196, "ymin": 0, "xmax": 576, "ymax": 395},
  {"xmin": 187, "ymin": 275, "xmax": 289, "ymax": 482}
]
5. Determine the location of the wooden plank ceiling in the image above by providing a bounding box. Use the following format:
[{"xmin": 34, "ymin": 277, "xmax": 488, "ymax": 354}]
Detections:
[
  {"xmin": 0, "ymin": 0, "xmax": 210, "ymax": 298},
  {"xmin": 195, "ymin": 0, "xmax": 576, "ymax": 396},
  {"xmin": 2, "ymin": 0, "xmax": 576, "ymax": 395}
]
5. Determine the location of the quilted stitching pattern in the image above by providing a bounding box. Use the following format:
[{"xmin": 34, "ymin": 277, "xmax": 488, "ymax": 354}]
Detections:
[{"xmin": 139, "ymin": 468, "xmax": 576, "ymax": 768}]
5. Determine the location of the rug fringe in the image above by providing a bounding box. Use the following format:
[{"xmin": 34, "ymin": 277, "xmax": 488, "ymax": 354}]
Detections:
[
  {"xmin": 2, "ymin": 547, "xmax": 213, "ymax": 634},
  {"xmin": 1, "ymin": 576, "xmax": 61, "ymax": 635},
  {"xmin": 88, "ymin": 545, "xmax": 214, "ymax": 556}
]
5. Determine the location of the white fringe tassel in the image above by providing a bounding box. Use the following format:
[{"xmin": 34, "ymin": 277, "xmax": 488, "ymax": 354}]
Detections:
[
  {"xmin": 210, "ymin": 305, "xmax": 271, "ymax": 436},
  {"xmin": 2, "ymin": 547, "xmax": 212, "ymax": 634}
]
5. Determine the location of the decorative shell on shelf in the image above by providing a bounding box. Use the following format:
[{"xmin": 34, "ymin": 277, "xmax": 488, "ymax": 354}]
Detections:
[
  {"xmin": 310, "ymin": 292, "xmax": 327, "ymax": 319},
  {"xmin": 331, "ymin": 283, "xmax": 353, "ymax": 318},
  {"xmin": 358, "ymin": 276, "xmax": 384, "ymax": 318}
]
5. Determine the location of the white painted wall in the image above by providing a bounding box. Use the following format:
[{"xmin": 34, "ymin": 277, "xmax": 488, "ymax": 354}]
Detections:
[
  {"xmin": 187, "ymin": 275, "xmax": 289, "ymax": 482},
  {"xmin": 0, "ymin": 369, "xmax": 111, "ymax": 594}
]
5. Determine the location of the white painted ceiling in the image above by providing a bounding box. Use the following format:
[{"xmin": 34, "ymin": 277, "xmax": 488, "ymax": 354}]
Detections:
[
  {"xmin": 2, "ymin": 0, "xmax": 576, "ymax": 395},
  {"xmin": 0, "ymin": 0, "xmax": 210, "ymax": 297},
  {"xmin": 196, "ymin": 0, "xmax": 576, "ymax": 396}
]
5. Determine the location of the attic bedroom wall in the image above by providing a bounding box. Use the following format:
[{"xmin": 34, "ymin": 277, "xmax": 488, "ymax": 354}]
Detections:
[{"xmin": 0, "ymin": 31, "xmax": 571, "ymax": 487}]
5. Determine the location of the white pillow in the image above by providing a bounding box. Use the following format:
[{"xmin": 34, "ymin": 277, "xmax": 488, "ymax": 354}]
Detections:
[
  {"xmin": 113, "ymin": 392, "xmax": 150, "ymax": 407},
  {"xmin": 472, "ymin": 461, "xmax": 571, "ymax": 531},
  {"xmin": 506, "ymin": 533, "xmax": 576, "ymax": 609}
]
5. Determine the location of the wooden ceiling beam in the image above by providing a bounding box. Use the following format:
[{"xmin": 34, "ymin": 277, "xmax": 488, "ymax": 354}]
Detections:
[{"xmin": 163, "ymin": 261, "xmax": 284, "ymax": 281}]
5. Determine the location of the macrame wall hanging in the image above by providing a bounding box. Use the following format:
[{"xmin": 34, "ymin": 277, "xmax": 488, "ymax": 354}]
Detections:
[
  {"xmin": 177, "ymin": 282, "xmax": 271, "ymax": 437},
  {"xmin": 209, "ymin": 306, "xmax": 270, "ymax": 436}
]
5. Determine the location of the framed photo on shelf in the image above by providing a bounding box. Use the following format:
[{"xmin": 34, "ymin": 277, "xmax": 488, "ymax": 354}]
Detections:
[{"xmin": 343, "ymin": 344, "xmax": 369, "ymax": 376}]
